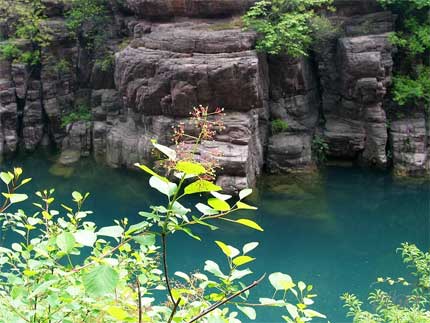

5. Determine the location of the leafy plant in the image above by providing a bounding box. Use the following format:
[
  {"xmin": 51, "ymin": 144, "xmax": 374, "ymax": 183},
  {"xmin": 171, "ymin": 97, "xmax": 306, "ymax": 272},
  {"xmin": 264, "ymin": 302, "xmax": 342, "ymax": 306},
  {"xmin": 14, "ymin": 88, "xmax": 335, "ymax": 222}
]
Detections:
[
  {"xmin": 378, "ymin": 0, "xmax": 430, "ymax": 107},
  {"xmin": 95, "ymin": 52, "xmax": 115, "ymax": 72},
  {"xmin": 0, "ymin": 0, "xmax": 52, "ymax": 67},
  {"xmin": 0, "ymin": 42, "xmax": 21, "ymax": 61},
  {"xmin": 61, "ymin": 104, "xmax": 92, "ymax": 128},
  {"xmin": 312, "ymin": 135, "xmax": 329, "ymax": 163},
  {"xmin": 55, "ymin": 58, "xmax": 72, "ymax": 75},
  {"xmin": 342, "ymin": 243, "xmax": 430, "ymax": 323},
  {"xmin": 271, "ymin": 118, "xmax": 289, "ymax": 134},
  {"xmin": 242, "ymin": 0, "xmax": 334, "ymax": 56},
  {"xmin": 0, "ymin": 108, "xmax": 327, "ymax": 323}
]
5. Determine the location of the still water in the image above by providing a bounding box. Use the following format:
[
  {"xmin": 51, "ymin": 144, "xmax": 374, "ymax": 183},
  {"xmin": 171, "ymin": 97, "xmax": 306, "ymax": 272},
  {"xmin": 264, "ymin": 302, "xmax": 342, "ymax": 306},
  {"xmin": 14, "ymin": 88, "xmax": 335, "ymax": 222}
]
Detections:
[{"xmin": 2, "ymin": 152, "xmax": 429, "ymax": 323}]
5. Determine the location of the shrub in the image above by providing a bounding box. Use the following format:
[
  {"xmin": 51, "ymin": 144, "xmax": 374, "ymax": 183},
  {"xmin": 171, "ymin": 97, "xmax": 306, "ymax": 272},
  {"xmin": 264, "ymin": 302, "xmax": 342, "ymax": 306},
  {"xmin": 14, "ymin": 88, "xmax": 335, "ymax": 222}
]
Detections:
[
  {"xmin": 242, "ymin": 0, "xmax": 334, "ymax": 57},
  {"xmin": 61, "ymin": 104, "xmax": 92, "ymax": 128},
  {"xmin": 271, "ymin": 118, "xmax": 289, "ymax": 134},
  {"xmin": 312, "ymin": 135, "xmax": 329, "ymax": 163},
  {"xmin": 392, "ymin": 65, "xmax": 430, "ymax": 106},
  {"xmin": 0, "ymin": 42, "xmax": 21, "ymax": 61},
  {"xmin": 342, "ymin": 243, "xmax": 430, "ymax": 323},
  {"xmin": 95, "ymin": 52, "xmax": 115, "ymax": 72},
  {"xmin": 0, "ymin": 108, "xmax": 327, "ymax": 323}
]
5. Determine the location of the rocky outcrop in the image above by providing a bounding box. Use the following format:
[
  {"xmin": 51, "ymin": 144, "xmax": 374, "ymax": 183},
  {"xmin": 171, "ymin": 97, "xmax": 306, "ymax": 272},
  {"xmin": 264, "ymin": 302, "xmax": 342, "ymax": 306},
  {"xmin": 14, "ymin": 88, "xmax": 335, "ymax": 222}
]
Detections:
[
  {"xmin": 389, "ymin": 112, "xmax": 430, "ymax": 176},
  {"xmin": 267, "ymin": 55, "xmax": 319, "ymax": 173},
  {"xmin": 0, "ymin": 0, "xmax": 428, "ymax": 189},
  {"xmin": 123, "ymin": 0, "xmax": 256, "ymax": 18},
  {"xmin": 317, "ymin": 9, "xmax": 395, "ymax": 167}
]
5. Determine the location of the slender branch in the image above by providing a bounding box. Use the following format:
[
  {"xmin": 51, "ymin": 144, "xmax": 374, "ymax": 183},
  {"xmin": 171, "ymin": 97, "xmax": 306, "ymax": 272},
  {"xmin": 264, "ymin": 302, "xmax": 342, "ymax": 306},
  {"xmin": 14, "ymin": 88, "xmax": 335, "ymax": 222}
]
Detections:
[
  {"xmin": 137, "ymin": 279, "xmax": 142, "ymax": 323},
  {"xmin": 167, "ymin": 297, "xmax": 182, "ymax": 323},
  {"xmin": 185, "ymin": 274, "xmax": 266, "ymax": 323},
  {"xmin": 161, "ymin": 233, "xmax": 175, "ymax": 303}
]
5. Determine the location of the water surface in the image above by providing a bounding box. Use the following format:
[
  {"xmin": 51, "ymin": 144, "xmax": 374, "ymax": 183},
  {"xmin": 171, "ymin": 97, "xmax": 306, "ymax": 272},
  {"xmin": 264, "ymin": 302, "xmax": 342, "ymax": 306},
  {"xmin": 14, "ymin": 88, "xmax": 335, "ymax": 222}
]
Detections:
[{"xmin": 2, "ymin": 152, "xmax": 429, "ymax": 323}]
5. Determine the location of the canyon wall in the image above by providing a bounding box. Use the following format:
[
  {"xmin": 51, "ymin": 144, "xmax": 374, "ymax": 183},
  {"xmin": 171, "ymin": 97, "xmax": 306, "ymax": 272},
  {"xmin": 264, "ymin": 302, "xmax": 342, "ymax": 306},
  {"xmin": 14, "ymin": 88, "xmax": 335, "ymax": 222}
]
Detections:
[{"xmin": 0, "ymin": 0, "xmax": 428, "ymax": 191}]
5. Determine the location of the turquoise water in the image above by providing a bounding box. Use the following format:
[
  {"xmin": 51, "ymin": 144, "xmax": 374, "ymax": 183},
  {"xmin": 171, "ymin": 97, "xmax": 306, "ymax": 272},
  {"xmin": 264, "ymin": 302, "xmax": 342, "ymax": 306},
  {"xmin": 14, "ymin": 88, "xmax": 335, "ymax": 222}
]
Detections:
[{"xmin": 1, "ymin": 152, "xmax": 429, "ymax": 323}]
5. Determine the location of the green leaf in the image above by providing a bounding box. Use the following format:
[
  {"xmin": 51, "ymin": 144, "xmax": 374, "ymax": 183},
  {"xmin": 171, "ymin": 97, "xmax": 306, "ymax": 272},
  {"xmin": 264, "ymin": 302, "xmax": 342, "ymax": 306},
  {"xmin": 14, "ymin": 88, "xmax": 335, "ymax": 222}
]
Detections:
[
  {"xmin": 2, "ymin": 193, "xmax": 28, "ymax": 204},
  {"xmin": 97, "ymin": 225, "xmax": 124, "ymax": 238},
  {"xmin": 195, "ymin": 203, "xmax": 219, "ymax": 215},
  {"xmin": 151, "ymin": 140, "xmax": 176, "ymax": 160},
  {"xmin": 237, "ymin": 201, "xmax": 257, "ymax": 210},
  {"xmin": 175, "ymin": 161, "xmax": 206, "ymax": 176},
  {"xmin": 211, "ymin": 191, "xmax": 232, "ymax": 201},
  {"xmin": 204, "ymin": 260, "xmax": 227, "ymax": 278},
  {"xmin": 237, "ymin": 305, "xmax": 256, "ymax": 320},
  {"xmin": 233, "ymin": 255, "xmax": 255, "ymax": 267},
  {"xmin": 259, "ymin": 298, "xmax": 286, "ymax": 306},
  {"xmin": 107, "ymin": 306, "xmax": 128, "ymax": 320},
  {"xmin": 303, "ymin": 309, "xmax": 326, "ymax": 318},
  {"xmin": 180, "ymin": 227, "xmax": 201, "ymax": 240},
  {"xmin": 174, "ymin": 271, "xmax": 190, "ymax": 282},
  {"xmin": 215, "ymin": 240, "xmax": 232, "ymax": 257},
  {"xmin": 72, "ymin": 191, "xmax": 83, "ymax": 202},
  {"xmin": 56, "ymin": 232, "xmax": 75, "ymax": 254},
  {"xmin": 149, "ymin": 176, "xmax": 177, "ymax": 197},
  {"xmin": 298, "ymin": 281, "xmax": 306, "ymax": 292},
  {"xmin": 0, "ymin": 172, "xmax": 13, "ymax": 185},
  {"xmin": 133, "ymin": 233, "xmax": 156, "ymax": 246},
  {"xmin": 230, "ymin": 268, "xmax": 253, "ymax": 281},
  {"xmin": 192, "ymin": 216, "xmax": 218, "ymax": 230},
  {"xmin": 239, "ymin": 188, "xmax": 253, "ymax": 200},
  {"xmin": 243, "ymin": 242, "xmax": 259, "ymax": 254},
  {"xmin": 269, "ymin": 272, "xmax": 296, "ymax": 291},
  {"xmin": 134, "ymin": 163, "xmax": 169, "ymax": 182},
  {"xmin": 286, "ymin": 304, "xmax": 299, "ymax": 319},
  {"xmin": 184, "ymin": 180, "xmax": 222, "ymax": 195},
  {"xmin": 83, "ymin": 265, "xmax": 119, "ymax": 297},
  {"xmin": 208, "ymin": 198, "xmax": 230, "ymax": 211},
  {"xmin": 74, "ymin": 230, "xmax": 97, "ymax": 247},
  {"xmin": 235, "ymin": 219, "xmax": 264, "ymax": 231}
]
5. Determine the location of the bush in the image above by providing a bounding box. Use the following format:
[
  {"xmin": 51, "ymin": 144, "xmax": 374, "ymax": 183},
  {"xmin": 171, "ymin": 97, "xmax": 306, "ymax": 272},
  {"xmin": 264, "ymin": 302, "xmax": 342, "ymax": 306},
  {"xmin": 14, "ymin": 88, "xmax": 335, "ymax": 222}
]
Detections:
[
  {"xmin": 311, "ymin": 135, "xmax": 329, "ymax": 163},
  {"xmin": 271, "ymin": 118, "xmax": 289, "ymax": 134},
  {"xmin": 0, "ymin": 42, "xmax": 21, "ymax": 61},
  {"xmin": 61, "ymin": 104, "xmax": 92, "ymax": 128},
  {"xmin": 392, "ymin": 65, "xmax": 430, "ymax": 106},
  {"xmin": 342, "ymin": 243, "xmax": 430, "ymax": 323},
  {"xmin": 242, "ymin": 0, "xmax": 334, "ymax": 56},
  {"xmin": 0, "ymin": 108, "xmax": 327, "ymax": 323}
]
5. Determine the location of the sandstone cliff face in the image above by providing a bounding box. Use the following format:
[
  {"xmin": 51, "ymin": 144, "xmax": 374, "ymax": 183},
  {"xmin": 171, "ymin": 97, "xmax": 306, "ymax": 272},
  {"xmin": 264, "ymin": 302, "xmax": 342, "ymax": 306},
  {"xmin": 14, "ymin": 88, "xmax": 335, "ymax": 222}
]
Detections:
[{"xmin": 0, "ymin": 0, "xmax": 428, "ymax": 189}]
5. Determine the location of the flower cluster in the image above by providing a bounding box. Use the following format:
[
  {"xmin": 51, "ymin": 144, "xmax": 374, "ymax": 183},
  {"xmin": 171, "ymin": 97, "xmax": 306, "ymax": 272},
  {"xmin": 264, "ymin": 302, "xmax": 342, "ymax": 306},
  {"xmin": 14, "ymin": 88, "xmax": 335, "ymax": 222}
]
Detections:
[{"xmin": 161, "ymin": 105, "xmax": 225, "ymax": 181}]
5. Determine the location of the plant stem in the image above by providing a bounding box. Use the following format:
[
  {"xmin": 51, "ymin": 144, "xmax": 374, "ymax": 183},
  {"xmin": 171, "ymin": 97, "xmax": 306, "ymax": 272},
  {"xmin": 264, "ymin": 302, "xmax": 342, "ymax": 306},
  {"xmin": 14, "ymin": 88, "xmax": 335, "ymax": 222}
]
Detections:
[
  {"xmin": 167, "ymin": 297, "xmax": 181, "ymax": 323},
  {"xmin": 161, "ymin": 232, "xmax": 175, "ymax": 303},
  {"xmin": 185, "ymin": 274, "xmax": 266, "ymax": 323}
]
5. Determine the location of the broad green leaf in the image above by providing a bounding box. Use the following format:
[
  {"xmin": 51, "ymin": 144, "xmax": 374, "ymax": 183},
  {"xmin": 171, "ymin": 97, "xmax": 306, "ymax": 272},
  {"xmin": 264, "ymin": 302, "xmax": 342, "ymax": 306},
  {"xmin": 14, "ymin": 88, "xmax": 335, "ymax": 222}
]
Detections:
[
  {"xmin": 151, "ymin": 140, "xmax": 176, "ymax": 160},
  {"xmin": 239, "ymin": 188, "xmax": 253, "ymax": 200},
  {"xmin": 97, "ymin": 225, "xmax": 124, "ymax": 238},
  {"xmin": 174, "ymin": 271, "xmax": 190, "ymax": 282},
  {"xmin": 237, "ymin": 201, "xmax": 257, "ymax": 210},
  {"xmin": 243, "ymin": 242, "xmax": 259, "ymax": 254},
  {"xmin": 184, "ymin": 180, "xmax": 221, "ymax": 195},
  {"xmin": 2, "ymin": 193, "xmax": 28, "ymax": 204},
  {"xmin": 72, "ymin": 191, "xmax": 83, "ymax": 202},
  {"xmin": 195, "ymin": 203, "xmax": 219, "ymax": 215},
  {"xmin": 215, "ymin": 241, "xmax": 231, "ymax": 257},
  {"xmin": 303, "ymin": 309, "xmax": 326, "ymax": 318},
  {"xmin": 149, "ymin": 176, "xmax": 177, "ymax": 197},
  {"xmin": 175, "ymin": 161, "xmax": 206, "ymax": 175},
  {"xmin": 74, "ymin": 230, "xmax": 97, "ymax": 247},
  {"xmin": 286, "ymin": 304, "xmax": 299, "ymax": 319},
  {"xmin": 259, "ymin": 298, "xmax": 286, "ymax": 306},
  {"xmin": 20, "ymin": 178, "xmax": 32, "ymax": 185},
  {"xmin": 233, "ymin": 255, "xmax": 255, "ymax": 267},
  {"xmin": 133, "ymin": 233, "xmax": 156, "ymax": 246},
  {"xmin": 107, "ymin": 306, "xmax": 128, "ymax": 320},
  {"xmin": 126, "ymin": 221, "xmax": 148, "ymax": 235},
  {"xmin": 208, "ymin": 198, "xmax": 230, "ymax": 211},
  {"xmin": 56, "ymin": 232, "xmax": 75, "ymax": 254},
  {"xmin": 298, "ymin": 281, "xmax": 306, "ymax": 292},
  {"xmin": 237, "ymin": 306, "xmax": 256, "ymax": 320},
  {"xmin": 269, "ymin": 272, "xmax": 295, "ymax": 291},
  {"xmin": 83, "ymin": 265, "xmax": 119, "ymax": 297},
  {"xmin": 230, "ymin": 268, "xmax": 252, "ymax": 281},
  {"xmin": 0, "ymin": 172, "xmax": 13, "ymax": 185},
  {"xmin": 134, "ymin": 163, "xmax": 169, "ymax": 182},
  {"xmin": 235, "ymin": 219, "xmax": 264, "ymax": 231},
  {"xmin": 204, "ymin": 260, "xmax": 226, "ymax": 278},
  {"xmin": 210, "ymin": 191, "xmax": 232, "ymax": 201}
]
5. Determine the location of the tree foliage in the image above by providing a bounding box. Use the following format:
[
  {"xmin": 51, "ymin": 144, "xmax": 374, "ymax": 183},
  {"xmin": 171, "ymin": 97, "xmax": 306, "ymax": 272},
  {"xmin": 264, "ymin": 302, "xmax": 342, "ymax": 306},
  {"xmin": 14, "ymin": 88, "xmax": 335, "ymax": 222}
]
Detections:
[
  {"xmin": 242, "ymin": 0, "xmax": 334, "ymax": 56},
  {"xmin": 0, "ymin": 109, "xmax": 327, "ymax": 323},
  {"xmin": 342, "ymin": 243, "xmax": 430, "ymax": 323},
  {"xmin": 378, "ymin": 0, "xmax": 430, "ymax": 107}
]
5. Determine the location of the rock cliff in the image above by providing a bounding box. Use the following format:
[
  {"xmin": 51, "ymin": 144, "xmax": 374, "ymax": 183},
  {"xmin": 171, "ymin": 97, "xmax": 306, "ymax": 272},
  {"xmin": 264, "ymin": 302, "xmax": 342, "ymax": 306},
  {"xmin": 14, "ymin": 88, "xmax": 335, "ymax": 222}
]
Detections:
[{"xmin": 0, "ymin": 0, "xmax": 428, "ymax": 192}]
